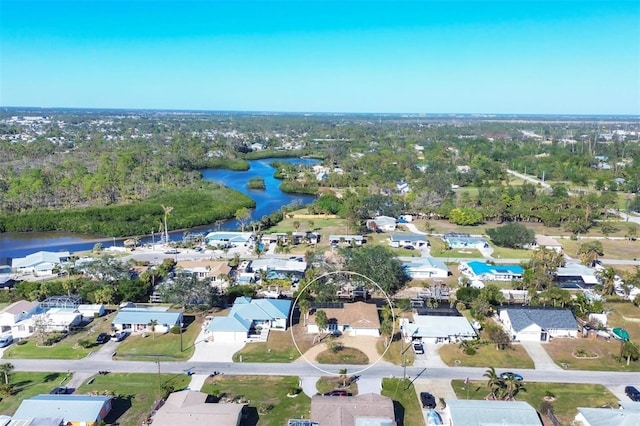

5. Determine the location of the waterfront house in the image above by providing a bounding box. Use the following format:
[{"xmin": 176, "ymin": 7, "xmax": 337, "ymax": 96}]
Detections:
[{"xmin": 11, "ymin": 251, "xmax": 70, "ymax": 275}]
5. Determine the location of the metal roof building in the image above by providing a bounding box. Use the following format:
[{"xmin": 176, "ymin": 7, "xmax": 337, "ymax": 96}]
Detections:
[
  {"xmin": 12, "ymin": 394, "xmax": 112, "ymax": 425},
  {"xmin": 444, "ymin": 400, "xmax": 541, "ymax": 426}
]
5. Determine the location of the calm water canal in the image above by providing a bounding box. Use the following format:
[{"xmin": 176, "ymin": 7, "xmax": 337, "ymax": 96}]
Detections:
[{"xmin": 0, "ymin": 158, "xmax": 318, "ymax": 259}]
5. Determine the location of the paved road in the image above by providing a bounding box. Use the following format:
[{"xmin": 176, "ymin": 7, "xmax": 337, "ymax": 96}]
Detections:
[{"xmin": 7, "ymin": 358, "xmax": 639, "ymax": 387}]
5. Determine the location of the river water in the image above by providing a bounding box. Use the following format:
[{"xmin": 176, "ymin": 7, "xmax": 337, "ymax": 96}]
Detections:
[{"xmin": 0, "ymin": 158, "xmax": 318, "ymax": 259}]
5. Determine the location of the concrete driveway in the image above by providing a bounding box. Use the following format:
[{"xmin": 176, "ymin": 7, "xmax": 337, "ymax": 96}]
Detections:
[
  {"xmin": 518, "ymin": 341, "xmax": 561, "ymax": 371},
  {"xmin": 189, "ymin": 329, "xmax": 245, "ymax": 363}
]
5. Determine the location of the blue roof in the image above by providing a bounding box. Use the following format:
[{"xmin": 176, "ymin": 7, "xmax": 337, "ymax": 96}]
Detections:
[
  {"xmin": 113, "ymin": 309, "xmax": 182, "ymax": 326},
  {"xmin": 390, "ymin": 234, "xmax": 428, "ymax": 242},
  {"xmin": 13, "ymin": 394, "xmax": 111, "ymax": 422},
  {"xmin": 230, "ymin": 299, "xmax": 292, "ymax": 321},
  {"xmin": 207, "ymin": 313, "xmax": 252, "ymax": 332},
  {"xmin": 467, "ymin": 261, "xmax": 523, "ymax": 276},
  {"xmin": 404, "ymin": 257, "xmax": 448, "ymax": 271}
]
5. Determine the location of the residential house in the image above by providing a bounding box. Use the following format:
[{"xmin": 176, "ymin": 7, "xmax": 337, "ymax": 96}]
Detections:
[
  {"xmin": 403, "ymin": 258, "xmax": 449, "ymax": 279},
  {"xmin": 206, "ymin": 297, "xmax": 292, "ymax": 342},
  {"xmin": 555, "ymin": 263, "xmax": 600, "ymax": 289},
  {"xmin": 150, "ymin": 390, "xmax": 244, "ymax": 426},
  {"xmin": 177, "ymin": 259, "xmax": 231, "ymax": 289},
  {"xmin": 204, "ymin": 232, "xmax": 253, "ymax": 247},
  {"xmin": 76, "ymin": 304, "xmax": 105, "ymax": 320},
  {"xmin": 499, "ymin": 308, "xmax": 579, "ymax": 342},
  {"xmin": 328, "ymin": 235, "xmax": 365, "ymax": 247},
  {"xmin": 444, "ymin": 400, "xmax": 542, "ymax": 426},
  {"xmin": 442, "ymin": 233, "xmax": 488, "ymax": 249},
  {"xmin": 388, "ymin": 233, "xmax": 429, "ymax": 248},
  {"xmin": 400, "ymin": 314, "xmax": 477, "ymax": 344},
  {"xmin": 574, "ymin": 402, "xmax": 640, "ymax": 426},
  {"xmin": 112, "ymin": 307, "xmax": 183, "ymax": 334},
  {"xmin": 533, "ymin": 235, "xmax": 563, "ymax": 253},
  {"xmin": 396, "ymin": 180, "xmax": 410, "ymax": 194},
  {"xmin": 11, "ymin": 251, "xmax": 70, "ymax": 275},
  {"xmin": 0, "ymin": 300, "xmax": 39, "ymax": 339},
  {"xmin": 248, "ymin": 258, "xmax": 307, "ymax": 282},
  {"xmin": 311, "ymin": 393, "xmax": 396, "ymax": 426},
  {"xmin": 31, "ymin": 308, "xmax": 82, "ymax": 333},
  {"xmin": 12, "ymin": 394, "xmax": 112, "ymax": 426},
  {"xmin": 307, "ymin": 301, "xmax": 380, "ymax": 337},
  {"xmin": 459, "ymin": 261, "xmax": 523, "ymax": 281},
  {"xmin": 367, "ymin": 216, "xmax": 397, "ymax": 232}
]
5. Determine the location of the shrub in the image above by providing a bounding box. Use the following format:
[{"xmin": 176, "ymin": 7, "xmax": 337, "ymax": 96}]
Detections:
[
  {"xmin": 16, "ymin": 339, "xmax": 28, "ymax": 346},
  {"xmin": 464, "ymin": 347, "xmax": 477, "ymax": 355},
  {"xmin": 288, "ymin": 387, "xmax": 301, "ymax": 395},
  {"xmin": 170, "ymin": 325, "xmax": 181, "ymax": 334},
  {"xmin": 78, "ymin": 339, "xmax": 93, "ymax": 349}
]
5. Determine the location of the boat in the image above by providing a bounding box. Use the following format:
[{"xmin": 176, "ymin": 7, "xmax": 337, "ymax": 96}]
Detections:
[{"xmin": 612, "ymin": 327, "xmax": 630, "ymax": 341}]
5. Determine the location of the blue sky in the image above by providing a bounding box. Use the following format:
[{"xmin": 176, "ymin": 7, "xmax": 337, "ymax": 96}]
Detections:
[{"xmin": 1, "ymin": 0, "xmax": 638, "ymax": 114}]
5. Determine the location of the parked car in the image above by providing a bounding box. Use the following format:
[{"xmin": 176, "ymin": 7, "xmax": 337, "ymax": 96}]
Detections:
[
  {"xmin": 164, "ymin": 249, "xmax": 179, "ymax": 254},
  {"xmin": 625, "ymin": 386, "xmax": 640, "ymax": 401},
  {"xmin": 413, "ymin": 342, "xmax": 425, "ymax": 355},
  {"xmin": 95, "ymin": 333, "xmax": 110, "ymax": 344},
  {"xmin": 0, "ymin": 335, "xmax": 14, "ymax": 348},
  {"xmin": 323, "ymin": 390, "xmax": 352, "ymax": 396},
  {"xmin": 112, "ymin": 331, "xmax": 129, "ymax": 342},
  {"xmin": 420, "ymin": 392, "xmax": 437, "ymax": 409},
  {"xmin": 50, "ymin": 387, "xmax": 73, "ymax": 395},
  {"xmin": 500, "ymin": 372, "xmax": 524, "ymax": 381},
  {"xmin": 404, "ymin": 245, "xmax": 415, "ymax": 250}
]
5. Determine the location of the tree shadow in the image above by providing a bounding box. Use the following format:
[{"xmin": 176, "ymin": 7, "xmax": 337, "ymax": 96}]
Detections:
[
  {"xmin": 43, "ymin": 373, "xmax": 62, "ymax": 383},
  {"xmin": 240, "ymin": 406, "xmax": 258, "ymax": 426},
  {"xmin": 392, "ymin": 400, "xmax": 405, "ymax": 426},
  {"xmin": 103, "ymin": 394, "xmax": 133, "ymax": 424}
]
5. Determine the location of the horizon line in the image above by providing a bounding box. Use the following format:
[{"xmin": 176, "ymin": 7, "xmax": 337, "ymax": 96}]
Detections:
[{"xmin": 1, "ymin": 105, "xmax": 639, "ymax": 119}]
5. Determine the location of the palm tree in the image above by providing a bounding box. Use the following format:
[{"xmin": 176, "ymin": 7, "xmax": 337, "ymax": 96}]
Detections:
[
  {"xmin": 620, "ymin": 341, "xmax": 640, "ymax": 366},
  {"xmin": 502, "ymin": 373, "xmax": 526, "ymax": 400},
  {"xmin": 599, "ymin": 267, "xmax": 617, "ymax": 296},
  {"xmin": 298, "ymin": 298, "xmax": 311, "ymax": 327},
  {"xmin": 161, "ymin": 204, "xmax": 174, "ymax": 244},
  {"xmin": 148, "ymin": 319, "xmax": 159, "ymax": 339},
  {"xmin": 483, "ymin": 367, "xmax": 504, "ymax": 400},
  {"xmin": 0, "ymin": 363, "xmax": 13, "ymax": 385},
  {"xmin": 315, "ymin": 309, "xmax": 328, "ymax": 336}
]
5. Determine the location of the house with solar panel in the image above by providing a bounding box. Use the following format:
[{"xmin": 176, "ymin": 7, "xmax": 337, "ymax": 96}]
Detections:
[{"xmin": 459, "ymin": 261, "xmax": 523, "ymax": 282}]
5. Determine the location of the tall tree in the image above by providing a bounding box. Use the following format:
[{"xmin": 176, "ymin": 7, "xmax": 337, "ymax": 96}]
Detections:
[
  {"xmin": 315, "ymin": 309, "xmax": 328, "ymax": 335},
  {"xmin": 577, "ymin": 241, "xmax": 604, "ymax": 266},
  {"xmin": 148, "ymin": 319, "xmax": 159, "ymax": 339},
  {"xmin": 0, "ymin": 363, "xmax": 14, "ymax": 385},
  {"xmin": 161, "ymin": 204, "xmax": 173, "ymax": 243}
]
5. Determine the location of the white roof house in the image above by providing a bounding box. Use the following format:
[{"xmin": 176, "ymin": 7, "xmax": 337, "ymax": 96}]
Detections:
[
  {"xmin": 400, "ymin": 315, "xmax": 477, "ymax": 344},
  {"xmin": 369, "ymin": 216, "xmax": 397, "ymax": 232},
  {"xmin": 445, "ymin": 400, "xmax": 542, "ymax": 426},
  {"xmin": 12, "ymin": 251, "xmax": 70, "ymax": 275},
  {"xmin": 204, "ymin": 232, "xmax": 253, "ymax": 246},
  {"xmin": 403, "ymin": 258, "xmax": 449, "ymax": 279},
  {"xmin": 0, "ymin": 300, "xmax": 39, "ymax": 339},
  {"xmin": 575, "ymin": 406, "xmax": 640, "ymax": 426},
  {"xmin": 389, "ymin": 233, "xmax": 429, "ymax": 248},
  {"xmin": 112, "ymin": 307, "xmax": 183, "ymax": 334},
  {"xmin": 533, "ymin": 235, "xmax": 563, "ymax": 253},
  {"xmin": 31, "ymin": 308, "xmax": 83, "ymax": 333},
  {"xmin": 556, "ymin": 263, "xmax": 600, "ymax": 288},
  {"xmin": 77, "ymin": 304, "xmax": 106, "ymax": 320},
  {"xmin": 151, "ymin": 390, "xmax": 244, "ymax": 426}
]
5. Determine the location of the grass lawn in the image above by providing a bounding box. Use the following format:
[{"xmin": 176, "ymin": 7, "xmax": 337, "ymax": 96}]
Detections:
[
  {"xmin": 544, "ymin": 337, "xmax": 640, "ymax": 372},
  {"xmin": 113, "ymin": 314, "xmax": 201, "ymax": 361},
  {"xmin": 488, "ymin": 243, "xmax": 532, "ymax": 260},
  {"xmin": 0, "ymin": 371, "xmax": 68, "ymax": 415},
  {"xmin": 200, "ymin": 375, "xmax": 311, "ymax": 425},
  {"xmin": 232, "ymin": 323, "xmax": 314, "ymax": 362},
  {"xmin": 76, "ymin": 372, "xmax": 190, "ymax": 426},
  {"xmin": 544, "ymin": 302, "xmax": 640, "ymax": 372},
  {"xmin": 377, "ymin": 335, "xmax": 415, "ymax": 366},
  {"xmin": 381, "ymin": 378, "xmax": 425, "ymax": 426},
  {"xmin": 451, "ymin": 379, "xmax": 617, "ymax": 426},
  {"xmin": 316, "ymin": 347, "xmax": 369, "ymax": 364},
  {"xmin": 2, "ymin": 312, "xmax": 119, "ymax": 360},
  {"xmin": 439, "ymin": 342, "xmax": 534, "ymax": 369},
  {"xmin": 316, "ymin": 376, "xmax": 359, "ymax": 395},
  {"xmin": 560, "ymin": 238, "xmax": 640, "ymax": 260}
]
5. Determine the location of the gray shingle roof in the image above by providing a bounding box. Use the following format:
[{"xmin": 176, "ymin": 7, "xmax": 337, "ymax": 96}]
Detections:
[{"xmin": 505, "ymin": 308, "xmax": 578, "ymax": 332}]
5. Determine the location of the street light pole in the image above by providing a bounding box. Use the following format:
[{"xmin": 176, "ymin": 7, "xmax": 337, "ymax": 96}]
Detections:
[{"xmin": 180, "ymin": 322, "xmax": 184, "ymax": 352}]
